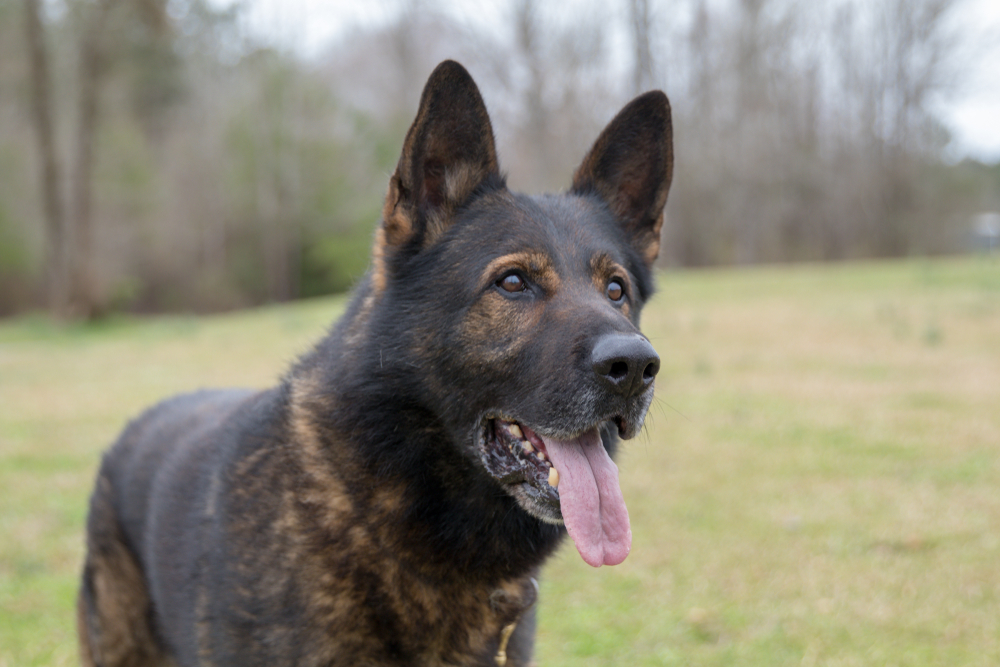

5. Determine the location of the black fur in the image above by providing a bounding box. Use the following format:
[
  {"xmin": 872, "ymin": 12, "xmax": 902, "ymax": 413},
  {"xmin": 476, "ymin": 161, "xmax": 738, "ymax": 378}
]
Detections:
[{"xmin": 78, "ymin": 60, "xmax": 673, "ymax": 667}]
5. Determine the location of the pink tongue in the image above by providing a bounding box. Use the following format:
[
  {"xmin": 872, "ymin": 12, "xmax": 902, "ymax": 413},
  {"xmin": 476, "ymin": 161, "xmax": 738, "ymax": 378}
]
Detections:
[{"xmin": 541, "ymin": 428, "xmax": 631, "ymax": 567}]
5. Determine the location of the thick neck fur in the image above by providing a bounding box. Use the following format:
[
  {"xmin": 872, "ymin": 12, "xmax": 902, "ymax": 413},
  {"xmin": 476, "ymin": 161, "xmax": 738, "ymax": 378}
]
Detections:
[{"xmin": 286, "ymin": 275, "xmax": 564, "ymax": 584}]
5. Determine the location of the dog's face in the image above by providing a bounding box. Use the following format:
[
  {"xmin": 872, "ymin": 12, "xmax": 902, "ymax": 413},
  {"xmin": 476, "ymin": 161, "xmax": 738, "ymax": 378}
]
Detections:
[{"xmin": 372, "ymin": 61, "xmax": 672, "ymax": 567}]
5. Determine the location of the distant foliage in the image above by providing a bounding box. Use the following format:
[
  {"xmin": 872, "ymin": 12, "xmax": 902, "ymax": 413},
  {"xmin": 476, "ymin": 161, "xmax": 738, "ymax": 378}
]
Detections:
[{"xmin": 0, "ymin": 0, "xmax": 997, "ymax": 316}]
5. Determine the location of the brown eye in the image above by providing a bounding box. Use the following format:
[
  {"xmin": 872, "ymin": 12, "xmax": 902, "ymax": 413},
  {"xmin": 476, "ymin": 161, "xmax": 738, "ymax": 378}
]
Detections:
[
  {"xmin": 607, "ymin": 279, "xmax": 624, "ymax": 302},
  {"xmin": 498, "ymin": 273, "xmax": 525, "ymax": 293}
]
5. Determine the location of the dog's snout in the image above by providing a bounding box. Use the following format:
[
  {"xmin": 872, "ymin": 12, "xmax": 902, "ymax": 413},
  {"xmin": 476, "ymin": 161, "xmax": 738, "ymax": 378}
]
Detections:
[{"xmin": 591, "ymin": 334, "xmax": 660, "ymax": 398}]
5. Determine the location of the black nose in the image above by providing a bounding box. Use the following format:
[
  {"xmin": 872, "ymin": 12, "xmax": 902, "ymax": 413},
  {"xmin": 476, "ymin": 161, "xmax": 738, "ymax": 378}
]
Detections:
[{"xmin": 591, "ymin": 334, "xmax": 660, "ymax": 398}]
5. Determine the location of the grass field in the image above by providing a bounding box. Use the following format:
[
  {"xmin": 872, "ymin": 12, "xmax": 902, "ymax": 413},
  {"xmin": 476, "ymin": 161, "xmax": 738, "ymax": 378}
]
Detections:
[{"xmin": 2, "ymin": 257, "xmax": 999, "ymax": 666}]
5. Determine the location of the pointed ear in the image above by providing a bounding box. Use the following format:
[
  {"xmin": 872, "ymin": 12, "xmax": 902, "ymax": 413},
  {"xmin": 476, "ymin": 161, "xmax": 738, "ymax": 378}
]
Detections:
[
  {"xmin": 379, "ymin": 60, "xmax": 501, "ymax": 255},
  {"xmin": 571, "ymin": 91, "xmax": 673, "ymax": 265}
]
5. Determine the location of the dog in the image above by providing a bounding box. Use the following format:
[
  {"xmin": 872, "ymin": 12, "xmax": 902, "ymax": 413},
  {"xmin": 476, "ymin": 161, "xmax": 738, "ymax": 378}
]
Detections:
[{"xmin": 78, "ymin": 60, "xmax": 673, "ymax": 666}]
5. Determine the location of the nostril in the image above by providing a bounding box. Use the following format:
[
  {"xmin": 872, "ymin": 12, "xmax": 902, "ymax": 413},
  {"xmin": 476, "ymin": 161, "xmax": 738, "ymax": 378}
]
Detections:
[
  {"xmin": 591, "ymin": 334, "xmax": 660, "ymax": 397},
  {"xmin": 608, "ymin": 361, "xmax": 629, "ymax": 381}
]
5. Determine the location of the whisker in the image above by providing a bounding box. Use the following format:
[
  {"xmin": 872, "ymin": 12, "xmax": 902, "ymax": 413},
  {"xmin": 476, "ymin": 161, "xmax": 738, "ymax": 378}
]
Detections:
[{"xmin": 653, "ymin": 394, "xmax": 693, "ymax": 423}]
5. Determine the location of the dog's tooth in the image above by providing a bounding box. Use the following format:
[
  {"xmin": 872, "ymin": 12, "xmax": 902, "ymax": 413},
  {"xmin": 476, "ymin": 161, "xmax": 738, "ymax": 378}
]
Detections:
[
  {"xmin": 548, "ymin": 467, "xmax": 559, "ymax": 488},
  {"xmin": 522, "ymin": 441, "xmax": 534, "ymax": 453},
  {"xmin": 508, "ymin": 424, "xmax": 523, "ymax": 439},
  {"xmin": 536, "ymin": 450, "xmax": 546, "ymax": 461}
]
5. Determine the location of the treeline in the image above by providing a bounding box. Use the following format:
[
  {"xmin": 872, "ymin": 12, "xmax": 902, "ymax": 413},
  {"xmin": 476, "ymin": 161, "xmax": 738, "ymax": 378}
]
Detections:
[{"xmin": 0, "ymin": 0, "xmax": 997, "ymax": 317}]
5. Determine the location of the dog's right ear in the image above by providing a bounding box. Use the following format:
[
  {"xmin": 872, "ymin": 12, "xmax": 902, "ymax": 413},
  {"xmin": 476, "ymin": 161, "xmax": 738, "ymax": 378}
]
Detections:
[{"xmin": 373, "ymin": 60, "xmax": 501, "ymax": 290}]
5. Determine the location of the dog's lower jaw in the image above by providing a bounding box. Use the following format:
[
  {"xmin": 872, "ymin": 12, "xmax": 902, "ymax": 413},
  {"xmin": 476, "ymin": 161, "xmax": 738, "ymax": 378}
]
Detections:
[
  {"xmin": 477, "ymin": 417, "xmax": 563, "ymax": 522},
  {"xmin": 507, "ymin": 482, "xmax": 565, "ymax": 525}
]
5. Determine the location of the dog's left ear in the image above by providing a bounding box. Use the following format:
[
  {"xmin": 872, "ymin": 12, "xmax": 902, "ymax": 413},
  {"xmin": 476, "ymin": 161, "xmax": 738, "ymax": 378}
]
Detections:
[
  {"xmin": 379, "ymin": 60, "xmax": 500, "ymax": 255},
  {"xmin": 571, "ymin": 91, "xmax": 673, "ymax": 265}
]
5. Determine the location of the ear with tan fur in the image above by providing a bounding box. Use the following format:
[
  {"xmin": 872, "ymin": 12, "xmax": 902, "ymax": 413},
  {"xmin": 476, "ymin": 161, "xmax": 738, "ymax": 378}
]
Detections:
[
  {"xmin": 571, "ymin": 91, "xmax": 673, "ymax": 265},
  {"xmin": 379, "ymin": 60, "xmax": 501, "ymax": 257}
]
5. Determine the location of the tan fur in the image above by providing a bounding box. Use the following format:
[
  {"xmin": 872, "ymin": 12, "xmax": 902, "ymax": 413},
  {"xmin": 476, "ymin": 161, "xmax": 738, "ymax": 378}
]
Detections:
[
  {"xmin": 380, "ymin": 175, "xmax": 413, "ymax": 250},
  {"xmin": 268, "ymin": 403, "xmax": 541, "ymax": 665},
  {"xmin": 79, "ymin": 61, "xmax": 668, "ymax": 667},
  {"xmin": 480, "ymin": 251, "xmax": 561, "ymax": 294},
  {"xmin": 457, "ymin": 251, "xmax": 565, "ymax": 364},
  {"xmin": 643, "ymin": 213, "xmax": 665, "ymax": 265},
  {"xmin": 77, "ymin": 595, "xmax": 96, "ymax": 667},
  {"xmin": 370, "ymin": 226, "xmax": 390, "ymax": 295},
  {"xmin": 590, "ymin": 254, "xmax": 633, "ymax": 318},
  {"xmin": 78, "ymin": 478, "xmax": 171, "ymax": 667},
  {"xmin": 461, "ymin": 295, "xmax": 542, "ymax": 366}
]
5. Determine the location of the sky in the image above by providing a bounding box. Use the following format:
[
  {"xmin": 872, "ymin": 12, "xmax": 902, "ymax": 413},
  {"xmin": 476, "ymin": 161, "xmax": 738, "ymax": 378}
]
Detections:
[
  {"xmin": 227, "ymin": 0, "xmax": 1000, "ymax": 163},
  {"xmin": 933, "ymin": 0, "xmax": 1000, "ymax": 162}
]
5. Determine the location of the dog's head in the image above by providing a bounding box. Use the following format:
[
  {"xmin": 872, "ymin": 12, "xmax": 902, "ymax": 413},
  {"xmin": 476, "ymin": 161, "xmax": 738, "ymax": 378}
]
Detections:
[{"xmin": 371, "ymin": 61, "xmax": 672, "ymax": 567}]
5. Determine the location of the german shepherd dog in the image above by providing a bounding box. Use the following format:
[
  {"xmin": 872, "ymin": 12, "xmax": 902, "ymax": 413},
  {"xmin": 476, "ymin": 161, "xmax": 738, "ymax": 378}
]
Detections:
[{"xmin": 78, "ymin": 60, "xmax": 672, "ymax": 666}]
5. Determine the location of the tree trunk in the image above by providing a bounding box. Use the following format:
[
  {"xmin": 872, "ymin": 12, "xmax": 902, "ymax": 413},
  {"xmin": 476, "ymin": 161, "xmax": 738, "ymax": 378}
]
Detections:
[
  {"xmin": 23, "ymin": 0, "xmax": 68, "ymax": 317},
  {"xmin": 630, "ymin": 0, "xmax": 654, "ymax": 95},
  {"xmin": 70, "ymin": 0, "xmax": 116, "ymax": 318}
]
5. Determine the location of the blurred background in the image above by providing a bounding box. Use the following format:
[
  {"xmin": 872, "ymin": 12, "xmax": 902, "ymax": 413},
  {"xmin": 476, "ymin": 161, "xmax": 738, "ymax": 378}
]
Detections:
[
  {"xmin": 3, "ymin": 3, "xmax": 1000, "ymax": 664},
  {"xmin": 1, "ymin": 0, "xmax": 999, "ymax": 318}
]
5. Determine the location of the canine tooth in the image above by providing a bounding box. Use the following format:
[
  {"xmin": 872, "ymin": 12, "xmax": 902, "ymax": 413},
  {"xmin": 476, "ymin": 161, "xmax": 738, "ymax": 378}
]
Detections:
[
  {"xmin": 508, "ymin": 424, "xmax": 523, "ymax": 438},
  {"xmin": 548, "ymin": 467, "xmax": 560, "ymax": 488},
  {"xmin": 522, "ymin": 441, "xmax": 534, "ymax": 453}
]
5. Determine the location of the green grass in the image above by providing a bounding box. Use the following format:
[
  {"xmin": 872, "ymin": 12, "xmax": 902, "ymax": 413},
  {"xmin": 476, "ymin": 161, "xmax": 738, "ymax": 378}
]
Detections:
[{"xmin": 2, "ymin": 257, "xmax": 999, "ymax": 666}]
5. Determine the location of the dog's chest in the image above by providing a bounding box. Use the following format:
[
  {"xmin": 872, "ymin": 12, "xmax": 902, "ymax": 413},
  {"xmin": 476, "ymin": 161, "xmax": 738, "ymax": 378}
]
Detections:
[{"xmin": 286, "ymin": 557, "xmax": 539, "ymax": 666}]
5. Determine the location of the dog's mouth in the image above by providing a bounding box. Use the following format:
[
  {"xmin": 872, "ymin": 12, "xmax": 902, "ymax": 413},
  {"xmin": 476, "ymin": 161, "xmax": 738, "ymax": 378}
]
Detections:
[{"xmin": 479, "ymin": 416, "xmax": 631, "ymax": 567}]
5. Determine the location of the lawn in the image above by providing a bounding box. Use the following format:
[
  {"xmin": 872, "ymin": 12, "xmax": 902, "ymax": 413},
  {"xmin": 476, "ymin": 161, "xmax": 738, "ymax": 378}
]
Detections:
[{"xmin": 1, "ymin": 257, "xmax": 998, "ymax": 666}]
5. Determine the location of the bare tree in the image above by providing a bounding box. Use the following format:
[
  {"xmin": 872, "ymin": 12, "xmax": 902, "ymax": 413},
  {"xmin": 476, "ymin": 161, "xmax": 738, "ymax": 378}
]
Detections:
[
  {"xmin": 494, "ymin": 0, "xmax": 611, "ymax": 192},
  {"xmin": 23, "ymin": 0, "xmax": 68, "ymax": 316},
  {"xmin": 876, "ymin": 0, "xmax": 962, "ymax": 255},
  {"xmin": 64, "ymin": 0, "xmax": 171, "ymax": 316},
  {"xmin": 68, "ymin": 0, "xmax": 118, "ymax": 317},
  {"xmin": 630, "ymin": 0, "xmax": 654, "ymax": 95},
  {"xmin": 4, "ymin": 0, "xmax": 992, "ymax": 315}
]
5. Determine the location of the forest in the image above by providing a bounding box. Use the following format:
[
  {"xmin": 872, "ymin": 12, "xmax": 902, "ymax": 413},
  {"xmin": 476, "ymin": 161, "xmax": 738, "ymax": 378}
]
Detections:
[{"xmin": 0, "ymin": 0, "xmax": 998, "ymax": 317}]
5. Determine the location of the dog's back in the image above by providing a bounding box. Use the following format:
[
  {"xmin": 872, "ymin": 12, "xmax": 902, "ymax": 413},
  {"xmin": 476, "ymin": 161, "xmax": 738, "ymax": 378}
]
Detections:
[{"xmin": 79, "ymin": 389, "xmax": 259, "ymax": 665}]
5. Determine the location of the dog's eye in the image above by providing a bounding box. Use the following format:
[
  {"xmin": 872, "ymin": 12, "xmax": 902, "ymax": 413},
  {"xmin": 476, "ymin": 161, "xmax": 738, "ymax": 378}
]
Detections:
[
  {"xmin": 498, "ymin": 273, "xmax": 526, "ymax": 293},
  {"xmin": 607, "ymin": 279, "xmax": 625, "ymax": 302}
]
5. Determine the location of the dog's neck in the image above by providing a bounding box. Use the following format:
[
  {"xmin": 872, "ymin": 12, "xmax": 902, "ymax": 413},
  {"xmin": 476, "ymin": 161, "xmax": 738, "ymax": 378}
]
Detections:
[{"xmin": 284, "ymin": 288, "xmax": 564, "ymax": 582}]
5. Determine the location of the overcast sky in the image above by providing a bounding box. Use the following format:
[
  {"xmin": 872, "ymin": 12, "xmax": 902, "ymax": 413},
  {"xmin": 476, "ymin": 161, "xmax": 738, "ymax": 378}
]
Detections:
[{"xmin": 228, "ymin": 0, "xmax": 1000, "ymax": 163}]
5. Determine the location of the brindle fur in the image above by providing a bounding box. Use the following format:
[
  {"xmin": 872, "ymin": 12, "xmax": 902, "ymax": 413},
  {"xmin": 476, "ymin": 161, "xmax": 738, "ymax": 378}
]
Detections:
[{"xmin": 78, "ymin": 60, "xmax": 673, "ymax": 666}]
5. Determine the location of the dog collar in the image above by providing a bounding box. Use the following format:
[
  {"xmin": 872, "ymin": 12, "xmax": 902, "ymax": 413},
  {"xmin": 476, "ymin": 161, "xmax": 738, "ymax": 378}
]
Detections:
[{"xmin": 494, "ymin": 577, "xmax": 539, "ymax": 666}]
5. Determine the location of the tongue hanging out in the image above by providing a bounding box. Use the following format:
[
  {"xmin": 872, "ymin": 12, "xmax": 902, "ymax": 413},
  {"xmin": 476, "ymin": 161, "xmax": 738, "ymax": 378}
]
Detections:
[{"xmin": 538, "ymin": 427, "xmax": 632, "ymax": 567}]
